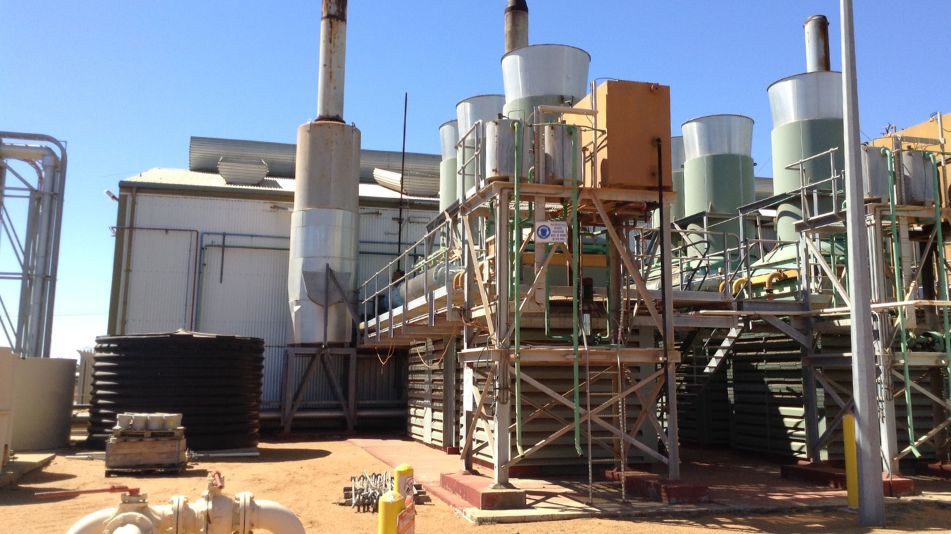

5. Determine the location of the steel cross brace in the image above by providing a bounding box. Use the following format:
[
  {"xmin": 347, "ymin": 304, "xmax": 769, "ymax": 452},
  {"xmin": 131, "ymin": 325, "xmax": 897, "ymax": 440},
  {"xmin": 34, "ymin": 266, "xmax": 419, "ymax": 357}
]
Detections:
[{"xmin": 509, "ymin": 366, "xmax": 669, "ymax": 467}]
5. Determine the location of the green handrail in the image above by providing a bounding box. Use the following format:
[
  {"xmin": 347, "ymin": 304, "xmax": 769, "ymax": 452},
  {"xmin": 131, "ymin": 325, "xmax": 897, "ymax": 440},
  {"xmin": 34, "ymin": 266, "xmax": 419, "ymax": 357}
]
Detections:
[
  {"xmin": 926, "ymin": 153, "xmax": 951, "ymax": 400},
  {"xmin": 569, "ymin": 125, "xmax": 582, "ymax": 455},
  {"xmin": 514, "ymin": 120, "xmax": 524, "ymax": 455},
  {"xmin": 884, "ymin": 147, "xmax": 920, "ymax": 458}
]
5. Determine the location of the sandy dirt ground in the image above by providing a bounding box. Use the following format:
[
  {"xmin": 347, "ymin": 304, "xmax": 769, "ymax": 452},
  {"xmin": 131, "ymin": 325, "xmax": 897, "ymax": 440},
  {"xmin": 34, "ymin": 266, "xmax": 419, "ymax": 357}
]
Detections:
[{"xmin": 1, "ymin": 437, "xmax": 950, "ymax": 533}]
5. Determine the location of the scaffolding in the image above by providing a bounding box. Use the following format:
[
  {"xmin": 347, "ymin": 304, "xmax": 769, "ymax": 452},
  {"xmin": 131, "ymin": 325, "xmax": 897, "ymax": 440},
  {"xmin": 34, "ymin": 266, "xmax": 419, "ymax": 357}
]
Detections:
[{"xmin": 355, "ymin": 91, "xmax": 949, "ymax": 499}]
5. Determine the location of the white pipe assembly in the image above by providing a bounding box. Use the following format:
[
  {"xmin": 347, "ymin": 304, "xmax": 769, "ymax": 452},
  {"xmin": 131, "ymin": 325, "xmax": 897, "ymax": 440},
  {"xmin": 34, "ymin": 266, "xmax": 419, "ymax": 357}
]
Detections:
[{"xmin": 66, "ymin": 473, "xmax": 305, "ymax": 534}]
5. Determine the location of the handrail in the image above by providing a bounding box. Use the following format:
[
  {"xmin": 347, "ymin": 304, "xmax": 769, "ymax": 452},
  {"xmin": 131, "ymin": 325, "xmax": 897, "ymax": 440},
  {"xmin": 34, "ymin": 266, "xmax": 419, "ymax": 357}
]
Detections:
[{"xmin": 357, "ymin": 213, "xmax": 459, "ymax": 344}]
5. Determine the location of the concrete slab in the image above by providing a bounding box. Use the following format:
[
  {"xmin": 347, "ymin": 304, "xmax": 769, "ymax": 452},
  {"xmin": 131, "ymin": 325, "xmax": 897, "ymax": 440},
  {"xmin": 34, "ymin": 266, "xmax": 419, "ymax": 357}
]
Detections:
[
  {"xmin": 781, "ymin": 461, "xmax": 915, "ymax": 496},
  {"xmin": 604, "ymin": 468, "xmax": 710, "ymax": 504},
  {"xmin": 439, "ymin": 472, "xmax": 526, "ymax": 509},
  {"xmin": 347, "ymin": 438, "xmax": 942, "ymax": 525},
  {"xmin": 0, "ymin": 453, "xmax": 55, "ymax": 488}
]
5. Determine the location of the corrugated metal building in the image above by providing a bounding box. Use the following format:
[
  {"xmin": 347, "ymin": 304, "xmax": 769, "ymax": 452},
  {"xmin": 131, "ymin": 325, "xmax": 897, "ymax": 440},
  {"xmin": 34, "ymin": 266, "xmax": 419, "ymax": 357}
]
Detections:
[{"xmin": 106, "ymin": 138, "xmax": 439, "ymax": 419}]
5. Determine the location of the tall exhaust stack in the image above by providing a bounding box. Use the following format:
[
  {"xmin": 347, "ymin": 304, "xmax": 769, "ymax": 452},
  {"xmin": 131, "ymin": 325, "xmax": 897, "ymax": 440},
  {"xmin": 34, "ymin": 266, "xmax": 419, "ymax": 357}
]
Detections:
[
  {"xmin": 504, "ymin": 0, "xmax": 529, "ymax": 53},
  {"xmin": 289, "ymin": 0, "xmax": 361, "ymax": 345},
  {"xmin": 804, "ymin": 15, "xmax": 831, "ymax": 73}
]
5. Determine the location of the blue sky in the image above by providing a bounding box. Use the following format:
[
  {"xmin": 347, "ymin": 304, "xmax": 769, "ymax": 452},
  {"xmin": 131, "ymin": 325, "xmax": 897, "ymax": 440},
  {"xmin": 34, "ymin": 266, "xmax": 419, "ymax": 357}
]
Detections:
[{"xmin": 2, "ymin": 1, "xmax": 948, "ymax": 358}]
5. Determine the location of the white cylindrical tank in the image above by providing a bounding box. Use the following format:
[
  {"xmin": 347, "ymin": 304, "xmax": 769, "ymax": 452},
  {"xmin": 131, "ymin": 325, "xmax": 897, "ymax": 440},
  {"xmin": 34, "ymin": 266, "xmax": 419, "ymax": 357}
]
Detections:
[
  {"xmin": 501, "ymin": 44, "xmax": 590, "ymax": 105},
  {"xmin": 682, "ymin": 114, "xmax": 754, "ymax": 161},
  {"xmin": 289, "ymin": 121, "xmax": 361, "ymax": 344},
  {"xmin": 456, "ymin": 95, "xmax": 505, "ymax": 199},
  {"xmin": 900, "ymin": 150, "xmax": 936, "ymax": 205},
  {"xmin": 542, "ymin": 124, "xmax": 582, "ymax": 184},
  {"xmin": 439, "ymin": 120, "xmax": 458, "ymax": 161},
  {"xmin": 439, "ymin": 120, "xmax": 458, "ymax": 211},
  {"xmin": 456, "ymin": 95, "xmax": 505, "ymax": 138},
  {"xmin": 484, "ymin": 119, "xmax": 531, "ymax": 182},
  {"xmin": 862, "ymin": 144, "xmax": 889, "ymax": 200},
  {"xmin": 767, "ymin": 71, "xmax": 843, "ymax": 130}
]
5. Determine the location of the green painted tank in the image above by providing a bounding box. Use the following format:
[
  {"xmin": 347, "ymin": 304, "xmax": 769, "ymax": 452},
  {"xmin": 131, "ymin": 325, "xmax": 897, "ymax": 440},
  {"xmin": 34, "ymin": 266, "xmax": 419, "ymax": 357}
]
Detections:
[
  {"xmin": 767, "ymin": 71, "xmax": 843, "ymax": 242},
  {"xmin": 682, "ymin": 115, "xmax": 755, "ymax": 254}
]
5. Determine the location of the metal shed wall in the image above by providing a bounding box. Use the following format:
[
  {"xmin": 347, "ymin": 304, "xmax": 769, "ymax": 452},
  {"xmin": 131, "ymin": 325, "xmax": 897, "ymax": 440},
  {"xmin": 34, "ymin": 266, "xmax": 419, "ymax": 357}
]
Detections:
[{"xmin": 111, "ymin": 191, "xmax": 434, "ymax": 412}]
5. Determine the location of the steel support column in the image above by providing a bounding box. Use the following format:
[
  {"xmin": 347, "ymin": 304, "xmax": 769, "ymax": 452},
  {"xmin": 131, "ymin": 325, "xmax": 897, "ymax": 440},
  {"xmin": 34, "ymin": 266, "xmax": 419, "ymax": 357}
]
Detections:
[
  {"xmin": 493, "ymin": 190, "xmax": 511, "ymax": 486},
  {"xmin": 841, "ymin": 0, "xmax": 885, "ymax": 524}
]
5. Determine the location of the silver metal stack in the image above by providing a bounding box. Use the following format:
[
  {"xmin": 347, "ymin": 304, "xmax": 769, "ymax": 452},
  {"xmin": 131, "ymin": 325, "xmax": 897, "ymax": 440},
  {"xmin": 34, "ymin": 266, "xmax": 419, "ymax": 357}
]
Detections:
[{"xmin": 288, "ymin": 0, "xmax": 361, "ymax": 345}]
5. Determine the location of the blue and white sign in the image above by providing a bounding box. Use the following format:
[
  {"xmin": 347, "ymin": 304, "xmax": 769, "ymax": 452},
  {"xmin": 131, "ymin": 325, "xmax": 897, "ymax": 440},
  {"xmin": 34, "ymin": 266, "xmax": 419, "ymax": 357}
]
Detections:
[{"xmin": 534, "ymin": 221, "xmax": 568, "ymax": 243}]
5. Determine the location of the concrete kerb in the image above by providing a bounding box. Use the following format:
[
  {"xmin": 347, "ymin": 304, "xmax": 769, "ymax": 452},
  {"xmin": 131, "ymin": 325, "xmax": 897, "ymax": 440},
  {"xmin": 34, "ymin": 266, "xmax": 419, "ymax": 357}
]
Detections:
[{"xmin": 459, "ymin": 498, "xmax": 908, "ymax": 526}]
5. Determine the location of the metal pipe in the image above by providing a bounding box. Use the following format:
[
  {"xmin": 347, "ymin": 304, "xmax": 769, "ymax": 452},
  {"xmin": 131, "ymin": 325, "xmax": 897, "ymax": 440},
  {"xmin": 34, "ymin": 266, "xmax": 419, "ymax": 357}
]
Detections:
[
  {"xmin": 804, "ymin": 15, "xmax": 831, "ymax": 72},
  {"xmin": 316, "ymin": 0, "xmax": 347, "ymax": 121},
  {"xmin": 840, "ymin": 0, "xmax": 885, "ymax": 525},
  {"xmin": 397, "ymin": 93, "xmax": 408, "ymax": 270},
  {"xmin": 504, "ymin": 0, "xmax": 528, "ymax": 53},
  {"xmin": 250, "ymin": 498, "xmax": 307, "ymax": 534},
  {"xmin": 65, "ymin": 508, "xmax": 116, "ymax": 534},
  {"xmin": 938, "ymin": 113, "xmax": 948, "ymax": 207},
  {"xmin": 569, "ymin": 125, "xmax": 582, "ymax": 455},
  {"xmin": 535, "ymin": 105, "xmax": 596, "ymax": 117},
  {"xmin": 513, "ymin": 120, "xmax": 524, "ymax": 455},
  {"xmin": 0, "ymin": 138, "xmax": 65, "ymax": 357}
]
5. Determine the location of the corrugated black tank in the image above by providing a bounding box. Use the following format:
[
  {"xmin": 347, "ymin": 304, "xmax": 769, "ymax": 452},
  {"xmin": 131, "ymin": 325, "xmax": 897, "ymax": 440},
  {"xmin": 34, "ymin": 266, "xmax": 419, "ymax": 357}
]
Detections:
[{"xmin": 88, "ymin": 331, "xmax": 263, "ymax": 450}]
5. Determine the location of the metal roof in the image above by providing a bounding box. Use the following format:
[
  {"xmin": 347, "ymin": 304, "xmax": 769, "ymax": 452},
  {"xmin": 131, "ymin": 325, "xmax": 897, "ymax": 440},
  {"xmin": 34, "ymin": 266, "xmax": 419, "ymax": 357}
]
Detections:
[
  {"xmin": 188, "ymin": 136, "xmax": 440, "ymax": 183},
  {"xmin": 120, "ymin": 168, "xmax": 438, "ymax": 203}
]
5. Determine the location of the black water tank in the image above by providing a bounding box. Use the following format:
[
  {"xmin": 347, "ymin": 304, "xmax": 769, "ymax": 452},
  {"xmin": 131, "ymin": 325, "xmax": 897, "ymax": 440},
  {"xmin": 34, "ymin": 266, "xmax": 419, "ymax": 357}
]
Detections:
[{"xmin": 88, "ymin": 331, "xmax": 264, "ymax": 450}]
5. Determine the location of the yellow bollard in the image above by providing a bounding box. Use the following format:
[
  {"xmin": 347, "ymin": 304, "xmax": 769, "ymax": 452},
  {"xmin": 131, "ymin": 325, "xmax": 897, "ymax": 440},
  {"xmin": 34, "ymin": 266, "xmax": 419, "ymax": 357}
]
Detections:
[
  {"xmin": 377, "ymin": 490, "xmax": 404, "ymax": 534},
  {"xmin": 394, "ymin": 464, "xmax": 415, "ymax": 499},
  {"xmin": 380, "ymin": 464, "xmax": 416, "ymax": 534},
  {"xmin": 843, "ymin": 414, "xmax": 859, "ymax": 509}
]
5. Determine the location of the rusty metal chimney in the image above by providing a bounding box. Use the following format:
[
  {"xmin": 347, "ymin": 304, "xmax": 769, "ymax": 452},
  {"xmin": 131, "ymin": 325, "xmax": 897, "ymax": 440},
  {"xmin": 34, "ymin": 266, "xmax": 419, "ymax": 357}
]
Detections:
[
  {"xmin": 505, "ymin": 0, "xmax": 529, "ymax": 53},
  {"xmin": 804, "ymin": 15, "xmax": 831, "ymax": 72},
  {"xmin": 317, "ymin": 0, "xmax": 348, "ymax": 121}
]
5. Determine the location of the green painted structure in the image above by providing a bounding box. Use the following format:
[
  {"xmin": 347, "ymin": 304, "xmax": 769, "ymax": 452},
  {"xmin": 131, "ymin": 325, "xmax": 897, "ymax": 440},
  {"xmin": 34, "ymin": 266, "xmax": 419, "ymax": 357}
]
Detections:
[
  {"xmin": 683, "ymin": 153, "xmax": 755, "ymax": 251},
  {"xmin": 771, "ymin": 118, "xmax": 844, "ymax": 242}
]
